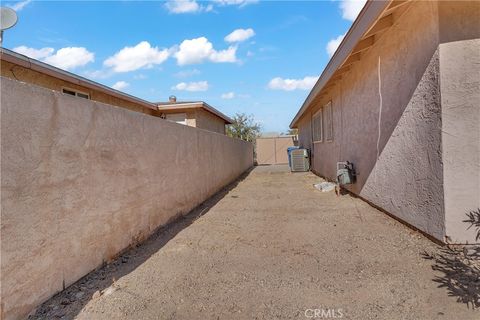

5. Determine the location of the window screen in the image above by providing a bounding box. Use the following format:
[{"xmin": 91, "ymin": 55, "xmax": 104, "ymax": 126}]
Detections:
[
  {"xmin": 62, "ymin": 88, "xmax": 90, "ymax": 99},
  {"xmin": 76, "ymin": 92, "xmax": 90, "ymax": 99},
  {"xmin": 62, "ymin": 89, "xmax": 76, "ymax": 96},
  {"xmin": 312, "ymin": 109, "xmax": 323, "ymax": 142},
  {"xmin": 324, "ymin": 101, "xmax": 333, "ymax": 142},
  {"xmin": 166, "ymin": 113, "xmax": 187, "ymax": 125}
]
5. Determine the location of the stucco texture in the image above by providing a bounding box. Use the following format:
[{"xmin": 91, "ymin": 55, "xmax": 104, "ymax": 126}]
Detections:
[
  {"xmin": 0, "ymin": 60, "xmax": 155, "ymax": 116},
  {"xmin": 194, "ymin": 108, "xmax": 227, "ymax": 135},
  {"xmin": 155, "ymin": 108, "xmax": 198, "ymax": 127},
  {"xmin": 0, "ymin": 77, "xmax": 253, "ymax": 320},
  {"xmin": 296, "ymin": 1, "xmax": 480, "ymax": 243},
  {"xmin": 440, "ymin": 39, "xmax": 480, "ymax": 244},
  {"xmin": 154, "ymin": 108, "xmax": 227, "ymax": 134},
  {"xmin": 298, "ymin": 1, "xmax": 445, "ymax": 240}
]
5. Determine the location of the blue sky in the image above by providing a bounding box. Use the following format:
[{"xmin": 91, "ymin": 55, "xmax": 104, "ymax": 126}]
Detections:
[{"xmin": 3, "ymin": 0, "xmax": 366, "ymax": 132}]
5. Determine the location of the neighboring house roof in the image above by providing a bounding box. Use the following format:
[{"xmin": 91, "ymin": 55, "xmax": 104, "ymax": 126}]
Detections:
[
  {"xmin": 1, "ymin": 47, "xmax": 234, "ymax": 125},
  {"xmin": 0, "ymin": 47, "xmax": 157, "ymax": 110},
  {"xmin": 290, "ymin": 0, "xmax": 409, "ymax": 128},
  {"xmin": 258, "ymin": 132, "xmax": 298, "ymax": 138},
  {"xmin": 156, "ymin": 101, "xmax": 233, "ymax": 124},
  {"xmin": 259, "ymin": 132, "xmax": 282, "ymax": 138},
  {"xmin": 257, "ymin": 135, "xmax": 296, "ymax": 139}
]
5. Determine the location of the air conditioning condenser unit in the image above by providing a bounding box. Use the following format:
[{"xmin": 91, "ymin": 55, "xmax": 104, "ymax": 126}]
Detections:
[{"xmin": 290, "ymin": 149, "xmax": 310, "ymax": 172}]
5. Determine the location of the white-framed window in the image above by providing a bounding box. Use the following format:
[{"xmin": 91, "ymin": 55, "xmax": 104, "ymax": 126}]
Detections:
[
  {"xmin": 62, "ymin": 87, "xmax": 90, "ymax": 99},
  {"xmin": 312, "ymin": 108, "xmax": 323, "ymax": 143},
  {"xmin": 324, "ymin": 101, "xmax": 333, "ymax": 142},
  {"xmin": 166, "ymin": 113, "xmax": 187, "ymax": 125}
]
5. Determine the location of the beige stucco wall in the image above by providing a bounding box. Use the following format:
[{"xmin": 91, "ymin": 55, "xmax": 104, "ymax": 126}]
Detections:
[
  {"xmin": 256, "ymin": 138, "xmax": 276, "ymax": 165},
  {"xmin": 438, "ymin": 0, "xmax": 480, "ymax": 44},
  {"xmin": 440, "ymin": 39, "xmax": 480, "ymax": 244},
  {"xmin": 0, "ymin": 60, "xmax": 156, "ymax": 116},
  {"xmin": 297, "ymin": 116, "xmax": 312, "ymax": 153},
  {"xmin": 0, "ymin": 77, "xmax": 253, "ymax": 320},
  {"xmin": 194, "ymin": 108, "xmax": 227, "ymax": 135},
  {"xmin": 154, "ymin": 108, "xmax": 226, "ymax": 134},
  {"xmin": 296, "ymin": 1, "xmax": 479, "ymax": 243}
]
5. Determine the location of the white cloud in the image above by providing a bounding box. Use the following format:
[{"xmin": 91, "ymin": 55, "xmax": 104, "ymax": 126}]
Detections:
[
  {"xmin": 221, "ymin": 92, "xmax": 235, "ymax": 99},
  {"xmin": 174, "ymin": 37, "xmax": 237, "ymax": 65},
  {"xmin": 104, "ymin": 41, "xmax": 170, "ymax": 73},
  {"xmin": 165, "ymin": 0, "xmax": 257, "ymax": 14},
  {"xmin": 268, "ymin": 76, "xmax": 319, "ymax": 91},
  {"xmin": 174, "ymin": 69, "xmax": 201, "ymax": 78},
  {"xmin": 43, "ymin": 47, "xmax": 94, "ymax": 70},
  {"xmin": 111, "ymin": 81, "xmax": 129, "ymax": 90},
  {"xmin": 175, "ymin": 38, "xmax": 211, "ymax": 65},
  {"xmin": 13, "ymin": 46, "xmax": 94, "ymax": 70},
  {"xmin": 326, "ymin": 33, "xmax": 345, "ymax": 57},
  {"xmin": 205, "ymin": 4, "xmax": 214, "ymax": 12},
  {"xmin": 165, "ymin": 0, "xmax": 201, "ymax": 14},
  {"xmin": 13, "ymin": 46, "xmax": 54, "ymax": 60},
  {"xmin": 209, "ymin": 46, "xmax": 237, "ymax": 63},
  {"xmin": 224, "ymin": 28, "xmax": 255, "ymax": 43},
  {"xmin": 213, "ymin": 0, "xmax": 259, "ymax": 7},
  {"xmin": 9, "ymin": 0, "xmax": 32, "ymax": 11},
  {"xmin": 339, "ymin": 0, "xmax": 367, "ymax": 22},
  {"xmin": 172, "ymin": 81, "xmax": 209, "ymax": 92}
]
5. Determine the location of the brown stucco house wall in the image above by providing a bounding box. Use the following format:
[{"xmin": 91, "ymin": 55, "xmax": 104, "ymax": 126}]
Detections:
[
  {"xmin": 291, "ymin": 0, "xmax": 480, "ymax": 244},
  {"xmin": 1, "ymin": 48, "xmax": 233, "ymax": 135},
  {"xmin": 155, "ymin": 101, "xmax": 232, "ymax": 135},
  {"xmin": 156, "ymin": 107, "xmax": 198, "ymax": 127},
  {"xmin": 195, "ymin": 108, "xmax": 229, "ymax": 134},
  {"xmin": 0, "ymin": 49, "xmax": 157, "ymax": 116}
]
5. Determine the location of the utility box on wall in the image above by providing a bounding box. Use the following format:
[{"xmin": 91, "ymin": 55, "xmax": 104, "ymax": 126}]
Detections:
[{"xmin": 336, "ymin": 161, "xmax": 356, "ymax": 185}]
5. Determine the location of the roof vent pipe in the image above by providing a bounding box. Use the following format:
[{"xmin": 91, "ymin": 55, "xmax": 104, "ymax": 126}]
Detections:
[{"xmin": 169, "ymin": 95, "xmax": 177, "ymax": 103}]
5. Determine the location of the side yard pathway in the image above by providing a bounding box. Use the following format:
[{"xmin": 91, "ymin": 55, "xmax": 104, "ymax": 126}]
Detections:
[{"xmin": 32, "ymin": 165, "xmax": 477, "ymax": 319}]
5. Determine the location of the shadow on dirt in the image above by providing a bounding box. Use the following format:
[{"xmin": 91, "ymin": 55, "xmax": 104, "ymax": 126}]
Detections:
[
  {"xmin": 422, "ymin": 247, "xmax": 480, "ymax": 309},
  {"xmin": 422, "ymin": 210, "xmax": 480, "ymax": 310},
  {"xmin": 29, "ymin": 168, "xmax": 253, "ymax": 320}
]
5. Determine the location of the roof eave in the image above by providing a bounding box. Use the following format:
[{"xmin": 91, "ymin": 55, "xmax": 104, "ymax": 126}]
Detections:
[
  {"xmin": 201, "ymin": 102, "xmax": 234, "ymax": 124},
  {"xmin": 156, "ymin": 101, "xmax": 233, "ymax": 124},
  {"xmin": 0, "ymin": 48, "xmax": 158, "ymax": 110},
  {"xmin": 289, "ymin": 0, "xmax": 390, "ymax": 128}
]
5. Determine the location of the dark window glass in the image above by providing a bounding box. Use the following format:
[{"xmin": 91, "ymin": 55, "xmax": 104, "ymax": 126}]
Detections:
[
  {"xmin": 77, "ymin": 93, "xmax": 89, "ymax": 99},
  {"xmin": 62, "ymin": 89, "xmax": 76, "ymax": 96}
]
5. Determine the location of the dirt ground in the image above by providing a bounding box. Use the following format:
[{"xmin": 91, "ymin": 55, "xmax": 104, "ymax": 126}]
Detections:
[{"xmin": 30, "ymin": 165, "xmax": 479, "ymax": 319}]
